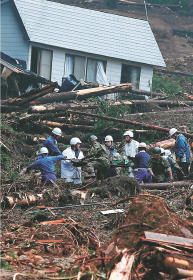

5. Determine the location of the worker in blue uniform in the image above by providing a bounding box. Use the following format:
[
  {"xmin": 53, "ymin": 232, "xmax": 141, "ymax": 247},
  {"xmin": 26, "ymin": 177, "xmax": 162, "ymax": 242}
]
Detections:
[
  {"xmin": 24, "ymin": 147, "xmax": 65, "ymax": 184},
  {"xmin": 169, "ymin": 128, "xmax": 191, "ymax": 176},
  {"xmin": 42, "ymin": 127, "xmax": 62, "ymax": 156}
]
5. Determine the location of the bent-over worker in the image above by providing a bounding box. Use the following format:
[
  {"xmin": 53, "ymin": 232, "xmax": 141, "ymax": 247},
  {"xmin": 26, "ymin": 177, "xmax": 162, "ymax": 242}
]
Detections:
[{"xmin": 25, "ymin": 147, "xmax": 64, "ymax": 184}]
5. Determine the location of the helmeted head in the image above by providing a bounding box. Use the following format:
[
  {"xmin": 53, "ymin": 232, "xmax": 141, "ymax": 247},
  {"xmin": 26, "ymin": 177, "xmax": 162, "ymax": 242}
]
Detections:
[
  {"xmin": 123, "ymin": 130, "xmax": 133, "ymax": 142},
  {"xmin": 138, "ymin": 142, "xmax": 147, "ymax": 150},
  {"xmin": 52, "ymin": 127, "xmax": 62, "ymax": 137},
  {"xmin": 90, "ymin": 135, "xmax": 98, "ymax": 142},
  {"xmin": 169, "ymin": 128, "xmax": 178, "ymax": 139},
  {"xmin": 165, "ymin": 149, "xmax": 171, "ymax": 157},
  {"xmin": 70, "ymin": 137, "xmax": 82, "ymax": 145},
  {"xmin": 105, "ymin": 135, "xmax": 113, "ymax": 147},
  {"xmin": 39, "ymin": 147, "xmax": 48, "ymax": 156},
  {"xmin": 152, "ymin": 147, "xmax": 161, "ymax": 159}
]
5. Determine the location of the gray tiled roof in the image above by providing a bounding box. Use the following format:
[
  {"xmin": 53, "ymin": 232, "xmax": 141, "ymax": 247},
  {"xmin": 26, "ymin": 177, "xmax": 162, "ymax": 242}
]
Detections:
[{"xmin": 14, "ymin": 0, "xmax": 166, "ymax": 67}]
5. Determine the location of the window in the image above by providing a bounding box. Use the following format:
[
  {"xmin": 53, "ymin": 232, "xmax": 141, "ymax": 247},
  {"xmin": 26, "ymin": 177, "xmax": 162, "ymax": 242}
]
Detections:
[
  {"xmin": 31, "ymin": 47, "xmax": 52, "ymax": 80},
  {"xmin": 64, "ymin": 54, "xmax": 106, "ymax": 83},
  {"xmin": 121, "ymin": 64, "xmax": 141, "ymax": 89}
]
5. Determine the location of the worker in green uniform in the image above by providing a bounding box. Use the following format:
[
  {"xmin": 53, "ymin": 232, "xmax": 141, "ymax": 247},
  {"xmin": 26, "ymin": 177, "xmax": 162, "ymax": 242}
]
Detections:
[
  {"xmin": 86, "ymin": 135, "xmax": 110, "ymax": 179},
  {"xmin": 148, "ymin": 147, "xmax": 173, "ymax": 183}
]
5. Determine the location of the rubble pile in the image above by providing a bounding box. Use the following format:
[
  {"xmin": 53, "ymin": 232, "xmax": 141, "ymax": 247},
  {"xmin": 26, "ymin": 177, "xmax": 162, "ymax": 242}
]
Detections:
[{"xmin": 73, "ymin": 194, "xmax": 193, "ymax": 280}]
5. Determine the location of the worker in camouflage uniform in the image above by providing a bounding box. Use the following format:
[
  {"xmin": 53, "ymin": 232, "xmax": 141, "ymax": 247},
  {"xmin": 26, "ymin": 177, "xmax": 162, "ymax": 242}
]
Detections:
[
  {"xmin": 148, "ymin": 147, "xmax": 173, "ymax": 183},
  {"xmin": 86, "ymin": 135, "xmax": 110, "ymax": 179}
]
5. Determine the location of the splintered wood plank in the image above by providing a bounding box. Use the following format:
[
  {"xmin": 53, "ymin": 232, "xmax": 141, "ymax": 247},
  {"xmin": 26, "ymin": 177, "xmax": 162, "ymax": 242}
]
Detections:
[{"xmin": 144, "ymin": 231, "xmax": 193, "ymax": 248}]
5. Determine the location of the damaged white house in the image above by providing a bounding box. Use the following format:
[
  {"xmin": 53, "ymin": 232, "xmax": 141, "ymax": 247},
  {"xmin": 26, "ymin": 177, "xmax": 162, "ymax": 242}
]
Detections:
[{"xmin": 1, "ymin": 0, "xmax": 166, "ymax": 92}]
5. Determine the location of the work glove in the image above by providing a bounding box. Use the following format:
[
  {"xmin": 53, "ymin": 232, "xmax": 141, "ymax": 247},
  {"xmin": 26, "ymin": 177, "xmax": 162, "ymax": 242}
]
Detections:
[{"xmin": 20, "ymin": 167, "xmax": 27, "ymax": 175}]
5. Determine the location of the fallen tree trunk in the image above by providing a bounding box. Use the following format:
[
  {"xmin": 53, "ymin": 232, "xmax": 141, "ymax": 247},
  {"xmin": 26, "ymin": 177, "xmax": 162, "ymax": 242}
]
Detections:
[
  {"xmin": 141, "ymin": 181, "xmax": 192, "ymax": 190},
  {"xmin": 129, "ymin": 88, "xmax": 166, "ymax": 97},
  {"xmin": 67, "ymin": 110, "xmax": 193, "ymax": 139},
  {"xmin": 184, "ymin": 94, "xmax": 193, "ymax": 101},
  {"xmin": 37, "ymin": 120, "xmax": 94, "ymax": 131},
  {"xmin": 147, "ymin": 139, "xmax": 175, "ymax": 149},
  {"xmin": 155, "ymin": 68, "xmax": 193, "ymax": 78},
  {"xmin": 126, "ymin": 108, "xmax": 193, "ymax": 118},
  {"xmin": 3, "ymin": 194, "xmax": 44, "ymax": 207},
  {"xmin": 1, "ymin": 105, "xmax": 23, "ymax": 112},
  {"xmin": 29, "ymin": 83, "xmax": 132, "ymax": 105},
  {"xmin": 3, "ymin": 83, "xmax": 57, "ymax": 106}
]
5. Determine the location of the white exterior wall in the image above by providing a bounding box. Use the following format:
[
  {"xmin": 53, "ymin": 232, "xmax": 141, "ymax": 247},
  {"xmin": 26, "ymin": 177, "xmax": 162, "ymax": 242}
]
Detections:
[
  {"xmin": 106, "ymin": 59, "xmax": 122, "ymax": 85},
  {"xmin": 51, "ymin": 49, "xmax": 66, "ymax": 85},
  {"xmin": 139, "ymin": 65, "xmax": 153, "ymax": 92}
]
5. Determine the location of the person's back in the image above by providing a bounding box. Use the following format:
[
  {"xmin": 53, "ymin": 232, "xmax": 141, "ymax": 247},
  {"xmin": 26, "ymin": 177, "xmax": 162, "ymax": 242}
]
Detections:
[
  {"xmin": 43, "ymin": 127, "xmax": 62, "ymax": 156},
  {"xmin": 175, "ymin": 134, "xmax": 191, "ymax": 164},
  {"xmin": 135, "ymin": 151, "xmax": 150, "ymax": 168}
]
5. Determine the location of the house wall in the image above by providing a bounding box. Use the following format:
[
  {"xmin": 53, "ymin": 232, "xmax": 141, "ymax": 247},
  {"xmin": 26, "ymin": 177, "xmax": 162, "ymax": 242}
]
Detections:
[
  {"xmin": 139, "ymin": 65, "xmax": 153, "ymax": 92},
  {"xmin": 28, "ymin": 43, "xmax": 153, "ymax": 92},
  {"xmin": 1, "ymin": 1, "xmax": 29, "ymax": 62}
]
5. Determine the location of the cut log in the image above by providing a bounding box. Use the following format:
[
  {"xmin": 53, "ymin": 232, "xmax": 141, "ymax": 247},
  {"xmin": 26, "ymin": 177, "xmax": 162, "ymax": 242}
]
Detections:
[
  {"xmin": 176, "ymin": 268, "xmax": 193, "ymax": 277},
  {"xmin": 129, "ymin": 88, "xmax": 166, "ymax": 97},
  {"xmin": 141, "ymin": 181, "xmax": 192, "ymax": 190},
  {"xmin": 37, "ymin": 120, "xmax": 94, "ymax": 131},
  {"xmin": 125, "ymin": 108, "xmax": 193, "ymax": 118},
  {"xmin": 184, "ymin": 94, "xmax": 193, "ymax": 101},
  {"xmin": 3, "ymin": 83, "xmax": 57, "ymax": 106},
  {"xmin": 164, "ymin": 256, "xmax": 193, "ymax": 270},
  {"xmin": 147, "ymin": 139, "xmax": 175, "ymax": 149},
  {"xmin": 67, "ymin": 110, "xmax": 193, "ymax": 139},
  {"xmin": 3, "ymin": 194, "xmax": 44, "ymax": 207},
  {"xmin": 1, "ymin": 105, "xmax": 23, "ymax": 112},
  {"xmin": 29, "ymin": 83, "xmax": 132, "ymax": 105}
]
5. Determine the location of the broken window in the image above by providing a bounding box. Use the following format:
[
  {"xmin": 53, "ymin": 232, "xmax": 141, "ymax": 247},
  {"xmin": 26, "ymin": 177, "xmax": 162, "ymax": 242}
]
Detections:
[
  {"xmin": 121, "ymin": 64, "xmax": 141, "ymax": 89},
  {"xmin": 64, "ymin": 54, "xmax": 106, "ymax": 83},
  {"xmin": 31, "ymin": 47, "xmax": 52, "ymax": 80}
]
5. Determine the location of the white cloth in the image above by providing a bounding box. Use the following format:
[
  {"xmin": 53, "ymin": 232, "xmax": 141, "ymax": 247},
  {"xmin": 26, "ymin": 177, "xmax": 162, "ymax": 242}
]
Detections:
[
  {"xmin": 64, "ymin": 55, "xmax": 73, "ymax": 77},
  {"xmin": 96, "ymin": 61, "xmax": 109, "ymax": 86},
  {"xmin": 61, "ymin": 147, "xmax": 84, "ymax": 184},
  {"xmin": 124, "ymin": 140, "xmax": 139, "ymax": 158}
]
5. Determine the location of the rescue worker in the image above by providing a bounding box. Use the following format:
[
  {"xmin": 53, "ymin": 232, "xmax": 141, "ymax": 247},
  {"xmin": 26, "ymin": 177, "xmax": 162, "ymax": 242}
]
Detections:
[
  {"xmin": 169, "ymin": 128, "xmax": 191, "ymax": 176},
  {"xmin": 104, "ymin": 135, "xmax": 117, "ymax": 154},
  {"xmin": 164, "ymin": 149, "xmax": 184, "ymax": 181},
  {"xmin": 61, "ymin": 137, "xmax": 84, "ymax": 184},
  {"xmin": 104, "ymin": 135, "xmax": 118, "ymax": 177},
  {"xmin": 134, "ymin": 142, "xmax": 152, "ymax": 183},
  {"xmin": 42, "ymin": 127, "xmax": 62, "ymax": 156},
  {"xmin": 87, "ymin": 135, "xmax": 110, "ymax": 180},
  {"xmin": 123, "ymin": 130, "xmax": 139, "ymax": 177},
  {"xmin": 24, "ymin": 147, "xmax": 64, "ymax": 184},
  {"xmin": 148, "ymin": 147, "xmax": 173, "ymax": 183}
]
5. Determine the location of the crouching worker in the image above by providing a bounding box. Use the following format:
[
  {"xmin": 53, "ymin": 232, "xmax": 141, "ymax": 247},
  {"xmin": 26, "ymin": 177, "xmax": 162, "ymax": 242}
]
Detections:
[
  {"xmin": 87, "ymin": 135, "xmax": 110, "ymax": 180},
  {"xmin": 61, "ymin": 138, "xmax": 84, "ymax": 184},
  {"xmin": 148, "ymin": 147, "xmax": 173, "ymax": 183},
  {"xmin": 134, "ymin": 142, "xmax": 152, "ymax": 183},
  {"xmin": 22, "ymin": 147, "xmax": 64, "ymax": 185}
]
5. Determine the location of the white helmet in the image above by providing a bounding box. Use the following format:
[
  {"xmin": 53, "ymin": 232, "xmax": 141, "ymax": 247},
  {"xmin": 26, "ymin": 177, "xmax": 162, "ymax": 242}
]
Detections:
[
  {"xmin": 169, "ymin": 128, "xmax": 178, "ymax": 136},
  {"xmin": 70, "ymin": 137, "xmax": 82, "ymax": 145},
  {"xmin": 165, "ymin": 149, "xmax": 171, "ymax": 157},
  {"xmin": 160, "ymin": 148, "xmax": 165, "ymax": 155},
  {"xmin": 105, "ymin": 135, "xmax": 113, "ymax": 142},
  {"xmin": 123, "ymin": 130, "xmax": 133, "ymax": 138},
  {"xmin": 139, "ymin": 142, "xmax": 146, "ymax": 148},
  {"xmin": 52, "ymin": 127, "xmax": 62, "ymax": 136},
  {"xmin": 39, "ymin": 147, "xmax": 48, "ymax": 155}
]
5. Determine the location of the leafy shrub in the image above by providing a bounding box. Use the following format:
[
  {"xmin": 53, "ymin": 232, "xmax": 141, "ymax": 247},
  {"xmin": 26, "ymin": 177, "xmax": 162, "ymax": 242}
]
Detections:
[{"xmin": 152, "ymin": 75, "xmax": 183, "ymax": 95}]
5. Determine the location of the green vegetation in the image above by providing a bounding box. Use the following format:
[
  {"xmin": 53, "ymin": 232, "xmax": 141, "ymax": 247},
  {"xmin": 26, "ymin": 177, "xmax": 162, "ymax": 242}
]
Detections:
[
  {"xmin": 0, "ymin": 260, "xmax": 13, "ymax": 271},
  {"xmin": 152, "ymin": 74, "xmax": 183, "ymax": 95}
]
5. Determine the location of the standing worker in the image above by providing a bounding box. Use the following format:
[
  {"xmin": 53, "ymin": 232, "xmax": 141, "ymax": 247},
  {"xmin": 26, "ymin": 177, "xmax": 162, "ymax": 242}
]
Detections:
[
  {"xmin": 122, "ymin": 130, "xmax": 139, "ymax": 177},
  {"xmin": 61, "ymin": 137, "xmax": 84, "ymax": 184},
  {"xmin": 134, "ymin": 142, "xmax": 152, "ymax": 183},
  {"xmin": 148, "ymin": 147, "xmax": 173, "ymax": 183},
  {"xmin": 104, "ymin": 135, "xmax": 118, "ymax": 177},
  {"xmin": 42, "ymin": 127, "xmax": 62, "ymax": 156},
  {"xmin": 23, "ymin": 147, "xmax": 64, "ymax": 185},
  {"xmin": 169, "ymin": 128, "xmax": 191, "ymax": 176}
]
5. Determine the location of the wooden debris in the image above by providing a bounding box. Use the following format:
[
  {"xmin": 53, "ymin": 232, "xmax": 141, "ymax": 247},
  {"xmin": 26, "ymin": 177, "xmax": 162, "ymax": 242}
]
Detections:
[
  {"xmin": 68, "ymin": 110, "xmax": 193, "ymax": 139},
  {"xmin": 143, "ymin": 231, "xmax": 193, "ymax": 248},
  {"xmin": 141, "ymin": 180, "xmax": 193, "ymax": 189},
  {"xmin": 30, "ymin": 83, "xmax": 132, "ymax": 105},
  {"xmin": 3, "ymin": 194, "xmax": 44, "ymax": 207},
  {"xmin": 40, "ymin": 218, "xmax": 67, "ymax": 225},
  {"xmin": 147, "ymin": 138, "xmax": 175, "ymax": 149}
]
